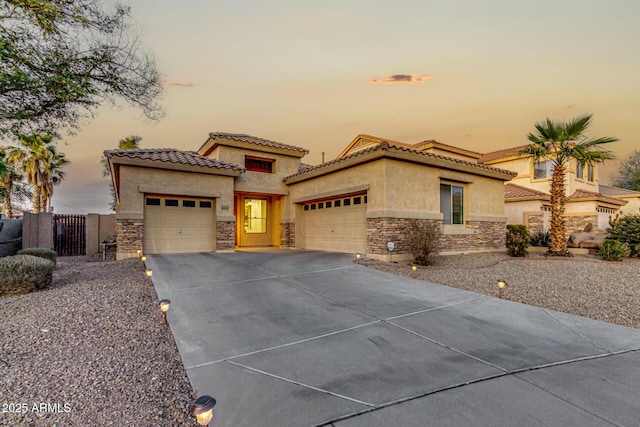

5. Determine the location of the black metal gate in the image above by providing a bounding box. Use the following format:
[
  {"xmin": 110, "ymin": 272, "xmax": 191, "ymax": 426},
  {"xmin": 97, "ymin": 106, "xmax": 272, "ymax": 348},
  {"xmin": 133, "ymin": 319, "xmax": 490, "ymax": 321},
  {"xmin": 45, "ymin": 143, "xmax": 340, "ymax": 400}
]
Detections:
[{"xmin": 53, "ymin": 214, "xmax": 86, "ymax": 256}]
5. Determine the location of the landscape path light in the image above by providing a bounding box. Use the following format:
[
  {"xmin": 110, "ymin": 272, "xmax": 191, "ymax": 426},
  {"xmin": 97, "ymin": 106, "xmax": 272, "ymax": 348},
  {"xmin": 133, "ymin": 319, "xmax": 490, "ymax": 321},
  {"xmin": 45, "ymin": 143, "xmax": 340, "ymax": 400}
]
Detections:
[
  {"xmin": 146, "ymin": 269, "xmax": 153, "ymax": 278},
  {"xmin": 141, "ymin": 255, "xmax": 147, "ymax": 262},
  {"xmin": 159, "ymin": 299, "xmax": 171, "ymax": 326},
  {"xmin": 356, "ymin": 253, "xmax": 361, "ymax": 261},
  {"xmin": 497, "ymin": 279, "xmax": 508, "ymax": 299},
  {"xmin": 191, "ymin": 395, "xmax": 216, "ymax": 426},
  {"xmin": 136, "ymin": 249, "xmax": 141, "ymax": 257}
]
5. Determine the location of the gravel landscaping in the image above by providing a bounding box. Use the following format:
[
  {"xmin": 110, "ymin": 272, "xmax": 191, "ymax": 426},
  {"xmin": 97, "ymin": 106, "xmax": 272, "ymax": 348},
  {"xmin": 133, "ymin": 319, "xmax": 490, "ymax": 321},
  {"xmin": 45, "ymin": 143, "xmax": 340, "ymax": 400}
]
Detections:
[
  {"xmin": 0, "ymin": 256, "xmax": 195, "ymax": 426},
  {"xmin": 359, "ymin": 251, "xmax": 640, "ymax": 329}
]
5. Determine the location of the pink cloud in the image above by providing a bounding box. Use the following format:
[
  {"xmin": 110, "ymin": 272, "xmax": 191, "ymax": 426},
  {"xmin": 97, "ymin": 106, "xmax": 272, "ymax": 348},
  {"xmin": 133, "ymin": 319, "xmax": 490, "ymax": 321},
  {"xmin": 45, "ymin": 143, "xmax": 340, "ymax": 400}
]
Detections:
[{"xmin": 163, "ymin": 79, "xmax": 194, "ymax": 87}]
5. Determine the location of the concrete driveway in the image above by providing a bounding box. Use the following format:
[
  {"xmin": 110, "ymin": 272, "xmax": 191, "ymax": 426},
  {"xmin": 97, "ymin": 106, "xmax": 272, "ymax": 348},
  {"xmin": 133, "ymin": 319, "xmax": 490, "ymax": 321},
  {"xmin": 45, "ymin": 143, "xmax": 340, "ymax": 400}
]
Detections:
[{"xmin": 147, "ymin": 250, "xmax": 640, "ymax": 427}]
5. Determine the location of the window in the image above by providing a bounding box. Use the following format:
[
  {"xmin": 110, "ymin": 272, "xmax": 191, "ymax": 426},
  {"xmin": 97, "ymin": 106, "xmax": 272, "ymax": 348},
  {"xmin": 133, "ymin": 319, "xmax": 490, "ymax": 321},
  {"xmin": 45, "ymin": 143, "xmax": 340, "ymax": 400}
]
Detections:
[
  {"xmin": 318, "ymin": 202, "xmax": 324, "ymax": 209},
  {"xmin": 364, "ymin": 195, "xmax": 368, "ymax": 204},
  {"xmin": 200, "ymin": 201, "xmax": 212, "ymax": 208},
  {"xmin": 353, "ymin": 196, "xmax": 362, "ymax": 205},
  {"xmin": 533, "ymin": 161, "xmax": 553, "ymax": 179},
  {"xmin": 165, "ymin": 199, "xmax": 179, "ymax": 207},
  {"xmin": 326, "ymin": 201, "xmax": 332, "ymax": 208},
  {"xmin": 343, "ymin": 198, "xmax": 351, "ymax": 206},
  {"xmin": 334, "ymin": 200, "xmax": 341, "ymax": 207},
  {"xmin": 183, "ymin": 200, "xmax": 196, "ymax": 208},
  {"xmin": 576, "ymin": 162, "xmax": 584, "ymax": 179},
  {"xmin": 440, "ymin": 184, "xmax": 464, "ymax": 225},
  {"xmin": 304, "ymin": 204, "xmax": 309, "ymax": 211},
  {"xmin": 244, "ymin": 199, "xmax": 267, "ymax": 233},
  {"xmin": 310, "ymin": 204, "xmax": 316, "ymax": 210},
  {"xmin": 587, "ymin": 164, "xmax": 594, "ymax": 182},
  {"xmin": 245, "ymin": 156, "xmax": 274, "ymax": 173},
  {"xmin": 146, "ymin": 198, "xmax": 160, "ymax": 206}
]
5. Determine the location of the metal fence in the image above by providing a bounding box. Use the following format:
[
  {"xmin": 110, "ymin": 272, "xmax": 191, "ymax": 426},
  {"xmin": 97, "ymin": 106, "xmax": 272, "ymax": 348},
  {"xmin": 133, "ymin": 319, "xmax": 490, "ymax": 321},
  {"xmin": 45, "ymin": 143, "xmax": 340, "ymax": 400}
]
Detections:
[{"xmin": 53, "ymin": 214, "xmax": 86, "ymax": 256}]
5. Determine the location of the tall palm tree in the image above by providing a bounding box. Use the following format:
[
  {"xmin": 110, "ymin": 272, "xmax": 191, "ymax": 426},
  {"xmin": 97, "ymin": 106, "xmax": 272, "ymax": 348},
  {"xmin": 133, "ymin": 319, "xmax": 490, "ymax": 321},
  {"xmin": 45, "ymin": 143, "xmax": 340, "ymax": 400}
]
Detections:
[
  {"xmin": 0, "ymin": 147, "xmax": 33, "ymax": 217},
  {"xmin": 519, "ymin": 114, "xmax": 616, "ymax": 256},
  {"xmin": 8, "ymin": 133, "xmax": 68, "ymax": 213}
]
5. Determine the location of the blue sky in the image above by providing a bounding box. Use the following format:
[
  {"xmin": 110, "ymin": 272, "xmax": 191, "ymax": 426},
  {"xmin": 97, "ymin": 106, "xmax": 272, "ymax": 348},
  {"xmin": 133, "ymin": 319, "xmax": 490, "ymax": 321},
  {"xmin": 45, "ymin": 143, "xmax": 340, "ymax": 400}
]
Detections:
[{"xmin": 29, "ymin": 0, "xmax": 640, "ymax": 213}]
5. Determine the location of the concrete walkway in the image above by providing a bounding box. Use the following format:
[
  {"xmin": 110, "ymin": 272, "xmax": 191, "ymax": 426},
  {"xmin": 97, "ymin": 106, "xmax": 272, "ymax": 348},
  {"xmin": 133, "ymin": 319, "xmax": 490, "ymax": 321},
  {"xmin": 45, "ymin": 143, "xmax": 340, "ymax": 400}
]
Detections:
[{"xmin": 147, "ymin": 250, "xmax": 640, "ymax": 427}]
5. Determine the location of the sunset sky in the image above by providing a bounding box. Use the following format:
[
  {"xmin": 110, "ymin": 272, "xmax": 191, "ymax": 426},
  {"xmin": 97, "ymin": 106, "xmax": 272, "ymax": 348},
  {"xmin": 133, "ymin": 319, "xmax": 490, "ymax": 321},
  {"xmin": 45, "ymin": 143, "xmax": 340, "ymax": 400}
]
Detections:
[{"xmin": 15, "ymin": 0, "xmax": 640, "ymax": 214}]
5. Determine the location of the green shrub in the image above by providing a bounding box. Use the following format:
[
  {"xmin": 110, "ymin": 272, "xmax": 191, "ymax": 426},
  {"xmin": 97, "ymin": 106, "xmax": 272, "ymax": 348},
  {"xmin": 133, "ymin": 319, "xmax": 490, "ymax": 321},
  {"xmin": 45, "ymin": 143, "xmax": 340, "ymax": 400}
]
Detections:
[
  {"xmin": 529, "ymin": 230, "xmax": 550, "ymax": 247},
  {"xmin": 506, "ymin": 224, "xmax": 530, "ymax": 257},
  {"xmin": 0, "ymin": 255, "xmax": 55, "ymax": 297},
  {"xmin": 598, "ymin": 239, "xmax": 630, "ymax": 262},
  {"xmin": 17, "ymin": 247, "xmax": 57, "ymax": 263},
  {"xmin": 402, "ymin": 219, "xmax": 441, "ymax": 266},
  {"xmin": 607, "ymin": 214, "xmax": 640, "ymax": 257}
]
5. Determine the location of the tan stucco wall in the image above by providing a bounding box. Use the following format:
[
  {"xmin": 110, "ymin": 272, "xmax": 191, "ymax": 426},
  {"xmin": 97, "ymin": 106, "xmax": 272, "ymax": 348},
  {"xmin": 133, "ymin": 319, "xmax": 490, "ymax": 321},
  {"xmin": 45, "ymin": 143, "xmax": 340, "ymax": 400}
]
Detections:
[
  {"xmin": 490, "ymin": 157, "xmax": 599, "ymax": 196},
  {"xmin": 210, "ymin": 146, "xmax": 297, "ymax": 195},
  {"xmin": 505, "ymin": 200, "xmax": 543, "ymax": 225},
  {"xmin": 617, "ymin": 196, "xmax": 640, "ymax": 216},
  {"xmin": 117, "ymin": 165, "xmax": 235, "ymax": 220}
]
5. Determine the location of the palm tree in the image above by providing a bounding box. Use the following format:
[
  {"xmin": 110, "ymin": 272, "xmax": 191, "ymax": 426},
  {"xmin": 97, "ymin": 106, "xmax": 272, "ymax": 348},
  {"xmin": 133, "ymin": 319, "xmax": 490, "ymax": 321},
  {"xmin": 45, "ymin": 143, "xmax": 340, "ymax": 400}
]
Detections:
[
  {"xmin": 519, "ymin": 114, "xmax": 616, "ymax": 256},
  {"xmin": 0, "ymin": 147, "xmax": 33, "ymax": 218},
  {"xmin": 8, "ymin": 133, "xmax": 68, "ymax": 213}
]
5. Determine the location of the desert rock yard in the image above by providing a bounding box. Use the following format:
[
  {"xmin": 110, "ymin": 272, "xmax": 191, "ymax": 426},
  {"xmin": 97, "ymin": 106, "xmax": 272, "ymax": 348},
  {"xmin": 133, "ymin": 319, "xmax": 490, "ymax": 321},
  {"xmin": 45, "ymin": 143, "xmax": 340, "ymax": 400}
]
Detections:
[
  {"xmin": 1, "ymin": 251, "xmax": 639, "ymax": 425},
  {"xmin": 360, "ymin": 252, "xmax": 640, "ymax": 330},
  {"xmin": 0, "ymin": 257, "xmax": 195, "ymax": 426}
]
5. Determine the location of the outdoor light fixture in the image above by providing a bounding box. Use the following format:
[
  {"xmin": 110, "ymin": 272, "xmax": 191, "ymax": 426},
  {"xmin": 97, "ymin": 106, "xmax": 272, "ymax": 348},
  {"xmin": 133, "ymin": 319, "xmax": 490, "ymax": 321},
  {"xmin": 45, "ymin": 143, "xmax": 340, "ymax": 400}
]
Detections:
[
  {"xmin": 497, "ymin": 280, "xmax": 507, "ymax": 298},
  {"xmin": 356, "ymin": 253, "xmax": 361, "ymax": 260},
  {"xmin": 141, "ymin": 255, "xmax": 147, "ymax": 262},
  {"xmin": 191, "ymin": 395, "xmax": 216, "ymax": 426},
  {"xmin": 159, "ymin": 299, "xmax": 171, "ymax": 325},
  {"xmin": 137, "ymin": 249, "xmax": 141, "ymax": 257},
  {"xmin": 146, "ymin": 269, "xmax": 153, "ymax": 278},
  {"xmin": 411, "ymin": 265, "xmax": 417, "ymax": 272}
]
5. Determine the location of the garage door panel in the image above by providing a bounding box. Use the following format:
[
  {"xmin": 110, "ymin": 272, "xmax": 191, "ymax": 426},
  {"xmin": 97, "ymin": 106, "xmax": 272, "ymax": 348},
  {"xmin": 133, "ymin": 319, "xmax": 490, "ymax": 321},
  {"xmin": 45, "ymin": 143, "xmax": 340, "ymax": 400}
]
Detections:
[
  {"xmin": 144, "ymin": 197, "xmax": 215, "ymax": 254},
  {"xmin": 303, "ymin": 202, "xmax": 366, "ymax": 253}
]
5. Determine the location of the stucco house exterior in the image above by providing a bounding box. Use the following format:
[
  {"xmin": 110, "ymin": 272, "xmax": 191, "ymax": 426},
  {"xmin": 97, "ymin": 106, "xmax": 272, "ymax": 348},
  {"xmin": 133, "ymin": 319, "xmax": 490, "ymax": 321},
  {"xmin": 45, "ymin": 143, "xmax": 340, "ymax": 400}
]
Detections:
[
  {"xmin": 478, "ymin": 146, "xmax": 634, "ymax": 235},
  {"xmin": 105, "ymin": 132, "xmax": 516, "ymax": 261}
]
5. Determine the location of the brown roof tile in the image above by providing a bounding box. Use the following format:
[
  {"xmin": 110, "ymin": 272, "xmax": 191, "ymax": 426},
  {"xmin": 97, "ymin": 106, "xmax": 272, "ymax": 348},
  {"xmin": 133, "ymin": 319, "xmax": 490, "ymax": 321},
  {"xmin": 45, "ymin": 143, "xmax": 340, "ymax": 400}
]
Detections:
[
  {"xmin": 206, "ymin": 132, "xmax": 309, "ymax": 154},
  {"xmin": 104, "ymin": 148, "xmax": 245, "ymax": 171},
  {"xmin": 599, "ymin": 185, "xmax": 640, "ymax": 197},
  {"xmin": 285, "ymin": 141, "xmax": 516, "ymax": 181},
  {"xmin": 478, "ymin": 145, "xmax": 529, "ymax": 164},
  {"xmin": 504, "ymin": 183, "xmax": 549, "ymax": 199}
]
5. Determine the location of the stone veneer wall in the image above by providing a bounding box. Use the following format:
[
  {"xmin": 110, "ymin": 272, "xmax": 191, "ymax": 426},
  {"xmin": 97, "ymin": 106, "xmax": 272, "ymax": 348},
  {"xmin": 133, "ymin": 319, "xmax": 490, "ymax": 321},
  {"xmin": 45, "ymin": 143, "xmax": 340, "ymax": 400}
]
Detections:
[
  {"xmin": 564, "ymin": 215, "xmax": 598, "ymax": 238},
  {"xmin": 440, "ymin": 221, "xmax": 506, "ymax": 252},
  {"xmin": 116, "ymin": 218, "xmax": 143, "ymax": 260},
  {"xmin": 280, "ymin": 222, "xmax": 295, "ymax": 248},
  {"xmin": 367, "ymin": 217, "xmax": 506, "ymax": 256},
  {"xmin": 526, "ymin": 213, "xmax": 545, "ymax": 235},
  {"xmin": 216, "ymin": 221, "xmax": 235, "ymax": 251}
]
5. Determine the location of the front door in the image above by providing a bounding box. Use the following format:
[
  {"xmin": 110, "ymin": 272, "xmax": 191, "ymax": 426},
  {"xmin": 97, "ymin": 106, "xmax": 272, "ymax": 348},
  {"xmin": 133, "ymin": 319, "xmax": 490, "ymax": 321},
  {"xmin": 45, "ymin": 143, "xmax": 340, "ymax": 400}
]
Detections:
[{"xmin": 238, "ymin": 195, "xmax": 272, "ymax": 246}]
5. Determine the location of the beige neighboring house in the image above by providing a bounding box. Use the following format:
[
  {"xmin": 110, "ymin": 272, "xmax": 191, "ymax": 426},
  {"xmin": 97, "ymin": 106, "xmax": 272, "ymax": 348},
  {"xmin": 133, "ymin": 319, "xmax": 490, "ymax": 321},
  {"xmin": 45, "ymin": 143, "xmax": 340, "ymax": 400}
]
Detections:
[
  {"xmin": 105, "ymin": 132, "xmax": 516, "ymax": 261},
  {"xmin": 479, "ymin": 146, "xmax": 630, "ymax": 235}
]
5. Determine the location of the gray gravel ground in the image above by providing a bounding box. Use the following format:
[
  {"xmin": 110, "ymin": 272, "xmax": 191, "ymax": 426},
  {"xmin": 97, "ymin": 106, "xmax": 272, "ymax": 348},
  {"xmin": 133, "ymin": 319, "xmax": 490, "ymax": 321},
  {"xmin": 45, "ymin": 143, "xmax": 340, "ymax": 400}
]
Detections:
[
  {"xmin": 0, "ymin": 256, "xmax": 196, "ymax": 426},
  {"xmin": 359, "ymin": 251, "xmax": 640, "ymax": 329}
]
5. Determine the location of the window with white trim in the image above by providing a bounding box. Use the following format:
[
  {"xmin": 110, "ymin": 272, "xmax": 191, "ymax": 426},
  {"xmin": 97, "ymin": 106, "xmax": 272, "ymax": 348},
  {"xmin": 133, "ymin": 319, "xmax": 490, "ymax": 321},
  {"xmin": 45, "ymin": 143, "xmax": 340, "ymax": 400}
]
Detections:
[{"xmin": 533, "ymin": 160, "xmax": 553, "ymax": 179}]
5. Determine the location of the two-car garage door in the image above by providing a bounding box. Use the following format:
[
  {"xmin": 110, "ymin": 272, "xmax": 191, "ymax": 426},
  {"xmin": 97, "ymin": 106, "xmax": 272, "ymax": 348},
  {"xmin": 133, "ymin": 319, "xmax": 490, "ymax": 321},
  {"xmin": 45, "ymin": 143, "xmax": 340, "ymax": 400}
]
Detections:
[
  {"xmin": 302, "ymin": 194, "xmax": 367, "ymax": 253},
  {"xmin": 144, "ymin": 196, "xmax": 215, "ymax": 254}
]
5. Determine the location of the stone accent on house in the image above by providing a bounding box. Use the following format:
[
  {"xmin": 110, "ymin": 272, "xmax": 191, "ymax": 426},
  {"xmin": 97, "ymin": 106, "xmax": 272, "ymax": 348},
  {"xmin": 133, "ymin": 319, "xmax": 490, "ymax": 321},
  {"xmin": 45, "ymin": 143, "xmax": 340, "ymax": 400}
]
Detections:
[
  {"xmin": 440, "ymin": 221, "xmax": 506, "ymax": 253},
  {"xmin": 367, "ymin": 217, "xmax": 506, "ymax": 260},
  {"xmin": 564, "ymin": 215, "xmax": 598, "ymax": 238},
  {"xmin": 280, "ymin": 222, "xmax": 295, "ymax": 248},
  {"xmin": 216, "ymin": 221, "xmax": 235, "ymax": 251},
  {"xmin": 526, "ymin": 213, "xmax": 545, "ymax": 235},
  {"xmin": 116, "ymin": 219, "xmax": 143, "ymax": 260}
]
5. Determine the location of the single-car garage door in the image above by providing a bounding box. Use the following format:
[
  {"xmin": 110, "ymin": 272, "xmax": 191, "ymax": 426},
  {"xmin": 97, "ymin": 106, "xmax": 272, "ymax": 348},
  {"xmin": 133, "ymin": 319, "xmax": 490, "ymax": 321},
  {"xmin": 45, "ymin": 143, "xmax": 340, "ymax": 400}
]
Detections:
[
  {"xmin": 144, "ymin": 196, "xmax": 215, "ymax": 254},
  {"xmin": 302, "ymin": 194, "xmax": 367, "ymax": 253}
]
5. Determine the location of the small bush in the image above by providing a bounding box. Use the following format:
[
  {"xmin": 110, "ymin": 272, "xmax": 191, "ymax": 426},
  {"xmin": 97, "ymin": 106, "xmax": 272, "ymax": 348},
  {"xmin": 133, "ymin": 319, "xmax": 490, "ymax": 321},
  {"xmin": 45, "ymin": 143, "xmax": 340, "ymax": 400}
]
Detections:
[
  {"xmin": 506, "ymin": 224, "xmax": 530, "ymax": 257},
  {"xmin": 17, "ymin": 247, "xmax": 57, "ymax": 263},
  {"xmin": 0, "ymin": 255, "xmax": 55, "ymax": 297},
  {"xmin": 403, "ymin": 219, "xmax": 441, "ymax": 266},
  {"xmin": 598, "ymin": 239, "xmax": 630, "ymax": 262},
  {"xmin": 529, "ymin": 230, "xmax": 550, "ymax": 247},
  {"xmin": 607, "ymin": 214, "xmax": 640, "ymax": 257}
]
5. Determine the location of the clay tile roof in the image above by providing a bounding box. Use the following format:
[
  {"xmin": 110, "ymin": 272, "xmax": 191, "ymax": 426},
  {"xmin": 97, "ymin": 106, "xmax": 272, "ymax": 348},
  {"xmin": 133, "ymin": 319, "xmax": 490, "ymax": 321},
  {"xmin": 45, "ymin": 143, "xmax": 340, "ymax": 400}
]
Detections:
[
  {"xmin": 478, "ymin": 145, "xmax": 529, "ymax": 163},
  {"xmin": 566, "ymin": 188, "xmax": 627, "ymax": 205},
  {"xmin": 284, "ymin": 141, "xmax": 516, "ymax": 181},
  {"xmin": 298, "ymin": 163, "xmax": 314, "ymax": 173},
  {"xmin": 207, "ymin": 132, "xmax": 309, "ymax": 154},
  {"xmin": 599, "ymin": 185, "xmax": 640, "ymax": 197},
  {"xmin": 104, "ymin": 148, "xmax": 245, "ymax": 171},
  {"xmin": 504, "ymin": 183, "xmax": 549, "ymax": 199}
]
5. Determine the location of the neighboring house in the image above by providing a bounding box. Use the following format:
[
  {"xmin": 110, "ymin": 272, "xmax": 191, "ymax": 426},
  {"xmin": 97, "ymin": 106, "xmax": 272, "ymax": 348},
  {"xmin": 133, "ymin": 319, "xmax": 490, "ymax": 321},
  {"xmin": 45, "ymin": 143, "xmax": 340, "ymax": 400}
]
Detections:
[
  {"xmin": 479, "ymin": 146, "xmax": 629, "ymax": 234},
  {"xmin": 599, "ymin": 185, "xmax": 640, "ymax": 216},
  {"xmin": 105, "ymin": 133, "xmax": 516, "ymax": 261}
]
